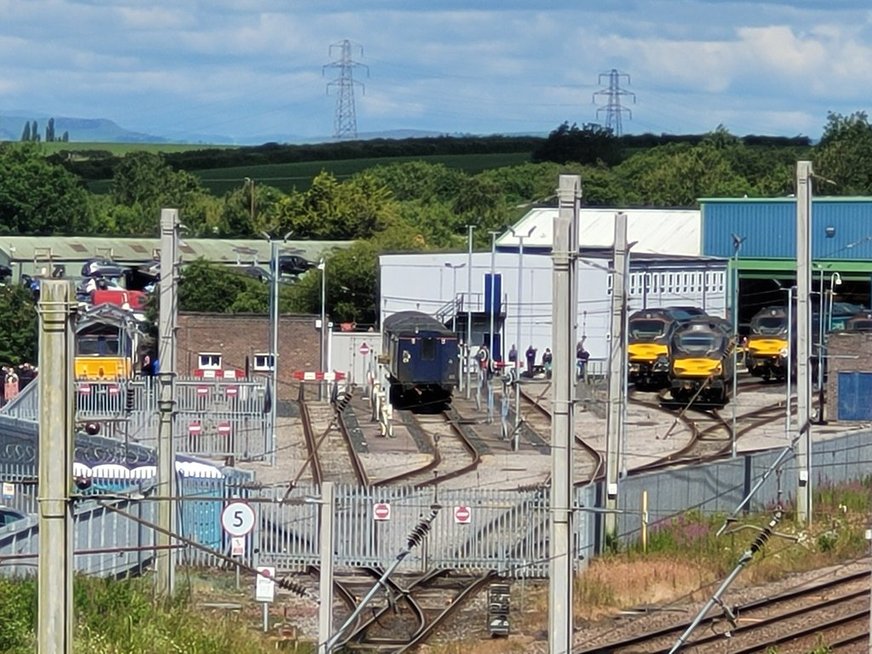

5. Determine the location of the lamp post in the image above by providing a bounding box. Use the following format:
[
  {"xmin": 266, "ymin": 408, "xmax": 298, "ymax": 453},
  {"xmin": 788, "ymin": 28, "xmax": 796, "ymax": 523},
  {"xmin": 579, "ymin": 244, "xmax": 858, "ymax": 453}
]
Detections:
[
  {"xmin": 505, "ymin": 225, "xmax": 536, "ymax": 450},
  {"xmin": 319, "ymin": 258, "xmax": 327, "ymax": 401},
  {"xmin": 730, "ymin": 234, "xmax": 745, "ymax": 459},
  {"xmin": 827, "ymin": 272, "xmax": 842, "ymax": 332},
  {"xmin": 262, "ymin": 229, "xmax": 293, "ymax": 465},
  {"xmin": 466, "ymin": 225, "xmax": 475, "ymax": 399}
]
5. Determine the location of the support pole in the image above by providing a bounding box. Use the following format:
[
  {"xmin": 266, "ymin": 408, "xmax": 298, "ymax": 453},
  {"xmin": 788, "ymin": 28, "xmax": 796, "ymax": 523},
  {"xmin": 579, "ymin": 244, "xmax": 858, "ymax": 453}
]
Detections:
[
  {"xmin": 604, "ymin": 212, "xmax": 627, "ymax": 541},
  {"xmin": 270, "ymin": 240, "xmax": 279, "ymax": 465},
  {"xmin": 466, "ymin": 225, "xmax": 475, "ymax": 399},
  {"xmin": 796, "ymin": 161, "xmax": 813, "ymax": 525},
  {"xmin": 549, "ymin": 174, "xmax": 580, "ymax": 654},
  {"xmin": 38, "ymin": 279, "xmax": 75, "ymax": 654},
  {"xmin": 318, "ymin": 482, "xmax": 335, "ymax": 654},
  {"xmin": 156, "ymin": 208, "xmax": 179, "ymax": 596}
]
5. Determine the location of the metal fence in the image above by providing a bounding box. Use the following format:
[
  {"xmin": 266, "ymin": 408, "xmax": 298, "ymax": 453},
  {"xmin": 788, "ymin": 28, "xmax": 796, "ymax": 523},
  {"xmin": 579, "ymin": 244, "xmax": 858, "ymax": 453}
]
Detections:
[{"xmin": 0, "ymin": 376, "xmax": 272, "ymax": 461}]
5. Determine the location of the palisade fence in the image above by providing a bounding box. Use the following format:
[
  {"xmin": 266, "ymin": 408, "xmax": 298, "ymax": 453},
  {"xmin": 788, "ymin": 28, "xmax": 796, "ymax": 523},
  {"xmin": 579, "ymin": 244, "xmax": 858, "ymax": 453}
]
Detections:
[{"xmin": 1, "ymin": 375, "xmax": 273, "ymax": 461}]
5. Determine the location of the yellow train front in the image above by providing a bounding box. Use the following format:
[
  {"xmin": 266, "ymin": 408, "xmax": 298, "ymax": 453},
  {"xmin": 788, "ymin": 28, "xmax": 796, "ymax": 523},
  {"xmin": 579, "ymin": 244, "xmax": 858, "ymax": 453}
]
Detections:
[
  {"xmin": 745, "ymin": 306, "xmax": 789, "ymax": 382},
  {"xmin": 75, "ymin": 306, "xmax": 138, "ymax": 381},
  {"xmin": 668, "ymin": 317, "xmax": 735, "ymax": 406},
  {"xmin": 627, "ymin": 309, "xmax": 679, "ymax": 390}
]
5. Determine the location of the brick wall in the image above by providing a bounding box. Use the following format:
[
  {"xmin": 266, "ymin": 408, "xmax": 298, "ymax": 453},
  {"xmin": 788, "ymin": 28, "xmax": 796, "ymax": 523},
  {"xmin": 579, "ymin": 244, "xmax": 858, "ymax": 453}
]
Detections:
[
  {"xmin": 177, "ymin": 312, "xmax": 321, "ymax": 400},
  {"xmin": 825, "ymin": 331, "xmax": 872, "ymax": 422}
]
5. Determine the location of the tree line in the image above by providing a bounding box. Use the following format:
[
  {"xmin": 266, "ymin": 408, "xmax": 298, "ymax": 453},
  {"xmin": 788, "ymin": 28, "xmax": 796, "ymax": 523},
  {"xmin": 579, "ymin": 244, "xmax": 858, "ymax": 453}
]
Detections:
[
  {"xmin": 20, "ymin": 117, "xmax": 69, "ymax": 143},
  {"xmin": 0, "ymin": 110, "xmax": 869, "ymax": 359}
]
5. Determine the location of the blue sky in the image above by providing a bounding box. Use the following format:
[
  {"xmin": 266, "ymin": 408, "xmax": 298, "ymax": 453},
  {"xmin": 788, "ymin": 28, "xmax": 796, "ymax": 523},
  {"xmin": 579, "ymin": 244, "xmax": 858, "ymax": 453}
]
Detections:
[{"xmin": 3, "ymin": 0, "xmax": 872, "ymax": 143}]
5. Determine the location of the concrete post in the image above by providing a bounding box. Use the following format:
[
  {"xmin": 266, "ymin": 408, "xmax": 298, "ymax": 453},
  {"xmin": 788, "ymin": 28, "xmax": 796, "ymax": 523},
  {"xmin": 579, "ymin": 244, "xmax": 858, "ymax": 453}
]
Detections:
[
  {"xmin": 796, "ymin": 161, "xmax": 813, "ymax": 525},
  {"xmin": 605, "ymin": 212, "xmax": 628, "ymax": 540},
  {"xmin": 37, "ymin": 279, "xmax": 75, "ymax": 654},
  {"xmin": 156, "ymin": 208, "xmax": 179, "ymax": 596},
  {"xmin": 318, "ymin": 482, "xmax": 335, "ymax": 654},
  {"xmin": 549, "ymin": 174, "xmax": 580, "ymax": 654}
]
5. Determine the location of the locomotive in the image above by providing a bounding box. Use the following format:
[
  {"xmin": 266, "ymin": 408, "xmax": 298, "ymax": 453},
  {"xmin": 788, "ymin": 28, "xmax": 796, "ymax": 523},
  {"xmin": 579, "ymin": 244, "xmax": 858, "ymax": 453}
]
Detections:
[
  {"xmin": 75, "ymin": 304, "xmax": 141, "ymax": 380},
  {"xmin": 745, "ymin": 306, "xmax": 790, "ymax": 382},
  {"xmin": 627, "ymin": 306, "xmax": 704, "ymax": 390},
  {"xmin": 382, "ymin": 311, "xmax": 459, "ymax": 409},
  {"xmin": 668, "ymin": 316, "xmax": 735, "ymax": 405}
]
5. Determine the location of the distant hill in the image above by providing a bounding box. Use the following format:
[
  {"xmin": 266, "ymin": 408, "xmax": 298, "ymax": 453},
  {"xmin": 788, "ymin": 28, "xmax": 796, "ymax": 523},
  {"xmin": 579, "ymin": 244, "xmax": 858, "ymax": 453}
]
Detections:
[{"xmin": 0, "ymin": 111, "xmax": 544, "ymax": 145}]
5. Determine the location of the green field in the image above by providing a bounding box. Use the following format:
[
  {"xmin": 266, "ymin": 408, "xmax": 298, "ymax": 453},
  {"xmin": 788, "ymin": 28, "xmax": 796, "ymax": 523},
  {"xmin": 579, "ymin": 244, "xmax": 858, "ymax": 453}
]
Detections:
[
  {"xmin": 39, "ymin": 141, "xmax": 234, "ymax": 156},
  {"xmin": 87, "ymin": 150, "xmax": 532, "ymax": 195}
]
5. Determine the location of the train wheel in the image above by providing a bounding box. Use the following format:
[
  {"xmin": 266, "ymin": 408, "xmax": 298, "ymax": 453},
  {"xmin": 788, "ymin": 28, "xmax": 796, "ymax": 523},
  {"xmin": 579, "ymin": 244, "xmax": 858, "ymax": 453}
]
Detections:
[{"xmin": 389, "ymin": 383, "xmax": 401, "ymax": 407}]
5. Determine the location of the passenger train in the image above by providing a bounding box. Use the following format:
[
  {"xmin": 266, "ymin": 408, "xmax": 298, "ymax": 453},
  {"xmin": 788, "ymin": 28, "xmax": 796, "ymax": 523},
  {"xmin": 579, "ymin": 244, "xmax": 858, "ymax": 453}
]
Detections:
[
  {"xmin": 382, "ymin": 310, "xmax": 459, "ymax": 409},
  {"xmin": 668, "ymin": 316, "xmax": 735, "ymax": 406}
]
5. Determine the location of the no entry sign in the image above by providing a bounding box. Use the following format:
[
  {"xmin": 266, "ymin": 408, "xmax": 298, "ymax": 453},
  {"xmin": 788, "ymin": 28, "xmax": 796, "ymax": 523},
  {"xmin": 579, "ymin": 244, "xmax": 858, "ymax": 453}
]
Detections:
[
  {"xmin": 373, "ymin": 502, "xmax": 391, "ymax": 521},
  {"xmin": 454, "ymin": 505, "xmax": 471, "ymax": 525},
  {"xmin": 359, "ymin": 342, "xmax": 371, "ymax": 355}
]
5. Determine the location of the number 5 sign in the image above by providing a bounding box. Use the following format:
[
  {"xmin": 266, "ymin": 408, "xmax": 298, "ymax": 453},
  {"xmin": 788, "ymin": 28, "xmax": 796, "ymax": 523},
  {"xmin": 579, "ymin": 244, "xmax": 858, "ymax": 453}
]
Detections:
[{"xmin": 222, "ymin": 501, "xmax": 256, "ymax": 537}]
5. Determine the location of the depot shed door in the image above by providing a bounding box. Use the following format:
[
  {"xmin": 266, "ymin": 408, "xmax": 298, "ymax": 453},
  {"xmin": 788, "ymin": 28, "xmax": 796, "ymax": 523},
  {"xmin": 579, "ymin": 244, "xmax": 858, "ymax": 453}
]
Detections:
[{"xmin": 837, "ymin": 372, "xmax": 872, "ymax": 420}]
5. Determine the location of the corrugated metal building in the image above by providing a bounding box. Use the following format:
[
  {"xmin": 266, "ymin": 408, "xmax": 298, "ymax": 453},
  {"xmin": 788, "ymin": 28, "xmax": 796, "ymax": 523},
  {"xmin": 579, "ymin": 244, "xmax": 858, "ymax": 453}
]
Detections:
[{"xmin": 701, "ymin": 197, "xmax": 872, "ymax": 328}]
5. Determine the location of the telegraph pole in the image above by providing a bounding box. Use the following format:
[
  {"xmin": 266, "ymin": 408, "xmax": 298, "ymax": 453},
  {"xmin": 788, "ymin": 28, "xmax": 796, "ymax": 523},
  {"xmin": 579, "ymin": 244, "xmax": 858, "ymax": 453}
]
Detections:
[
  {"xmin": 605, "ymin": 212, "xmax": 628, "ymax": 540},
  {"xmin": 37, "ymin": 279, "xmax": 75, "ymax": 654},
  {"xmin": 549, "ymin": 174, "xmax": 580, "ymax": 654},
  {"xmin": 796, "ymin": 161, "xmax": 813, "ymax": 525},
  {"xmin": 156, "ymin": 208, "xmax": 179, "ymax": 595}
]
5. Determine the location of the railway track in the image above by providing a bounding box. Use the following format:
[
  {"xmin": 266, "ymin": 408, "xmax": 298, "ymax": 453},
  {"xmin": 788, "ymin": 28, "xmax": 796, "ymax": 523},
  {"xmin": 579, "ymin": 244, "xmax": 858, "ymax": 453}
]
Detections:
[
  {"xmin": 575, "ymin": 570, "xmax": 870, "ymax": 653},
  {"xmin": 334, "ymin": 569, "xmax": 496, "ymax": 652},
  {"xmin": 518, "ymin": 385, "xmax": 604, "ymax": 485},
  {"xmin": 298, "ymin": 386, "xmax": 368, "ymax": 486},
  {"xmin": 375, "ymin": 407, "xmax": 482, "ymax": 487}
]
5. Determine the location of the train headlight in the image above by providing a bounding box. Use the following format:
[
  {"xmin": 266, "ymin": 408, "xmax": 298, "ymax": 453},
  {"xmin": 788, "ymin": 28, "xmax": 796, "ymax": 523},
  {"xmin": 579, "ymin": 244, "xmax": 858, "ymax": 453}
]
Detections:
[{"xmin": 779, "ymin": 348, "xmax": 789, "ymax": 358}]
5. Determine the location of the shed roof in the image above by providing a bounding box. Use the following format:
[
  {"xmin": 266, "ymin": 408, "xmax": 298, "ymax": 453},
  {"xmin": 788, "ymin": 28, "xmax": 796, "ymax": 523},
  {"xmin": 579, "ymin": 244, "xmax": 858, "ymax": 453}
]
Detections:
[
  {"xmin": 497, "ymin": 207, "xmax": 701, "ymax": 256},
  {"xmin": 0, "ymin": 236, "xmax": 349, "ymax": 267}
]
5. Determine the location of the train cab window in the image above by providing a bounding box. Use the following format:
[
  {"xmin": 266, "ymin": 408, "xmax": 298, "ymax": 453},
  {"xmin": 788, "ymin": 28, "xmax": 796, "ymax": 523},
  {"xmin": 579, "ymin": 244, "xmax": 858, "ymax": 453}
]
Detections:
[
  {"xmin": 198, "ymin": 353, "xmax": 222, "ymax": 370},
  {"xmin": 253, "ymin": 353, "xmax": 275, "ymax": 371},
  {"xmin": 421, "ymin": 338, "xmax": 436, "ymax": 361},
  {"xmin": 77, "ymin": 335, "xmax": 120, "ymax": 356}
]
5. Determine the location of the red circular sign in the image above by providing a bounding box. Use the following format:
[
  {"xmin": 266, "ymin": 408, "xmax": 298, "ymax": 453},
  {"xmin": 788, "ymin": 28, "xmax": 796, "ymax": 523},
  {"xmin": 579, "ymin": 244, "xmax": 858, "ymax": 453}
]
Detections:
[
  {"xmin": 373, "ymin": 502, "xmax": 391, "ymax": 520},
  {"xmin": 359, "ymin": 342, "xmax": 371, "ymax": 355},
  {"xmin": 454, "ymin": 505, "xmax": 471, "ymax": 524}
]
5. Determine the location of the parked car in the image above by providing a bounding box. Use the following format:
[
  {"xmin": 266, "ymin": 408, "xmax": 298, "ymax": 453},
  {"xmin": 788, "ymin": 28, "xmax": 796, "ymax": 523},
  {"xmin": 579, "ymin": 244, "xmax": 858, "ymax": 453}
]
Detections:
[
  {"xmin": 0, "ymin": 505, "xmax": 26, "ymax": 527},
  {"xmin": 278, "ymin": 255, "xmax": 315, "ymax": 276},
  {"xmin": 81, "ymin": 259, "xmax": 126, "ymax": 279}
]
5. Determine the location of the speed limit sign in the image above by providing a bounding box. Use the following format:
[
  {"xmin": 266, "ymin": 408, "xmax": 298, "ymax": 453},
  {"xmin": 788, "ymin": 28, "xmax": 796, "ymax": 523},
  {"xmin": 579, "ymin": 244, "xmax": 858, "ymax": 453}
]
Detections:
[{"xmin": 221, "ymin": 501, "xmax": 256, "ymax": 537}]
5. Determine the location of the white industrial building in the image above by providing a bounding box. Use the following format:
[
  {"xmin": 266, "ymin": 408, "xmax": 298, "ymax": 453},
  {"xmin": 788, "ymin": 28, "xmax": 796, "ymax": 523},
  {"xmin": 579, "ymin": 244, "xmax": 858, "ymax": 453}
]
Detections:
[{"xmin": 378, "ymin": 207, "xmax": 728, "ymax": 363}]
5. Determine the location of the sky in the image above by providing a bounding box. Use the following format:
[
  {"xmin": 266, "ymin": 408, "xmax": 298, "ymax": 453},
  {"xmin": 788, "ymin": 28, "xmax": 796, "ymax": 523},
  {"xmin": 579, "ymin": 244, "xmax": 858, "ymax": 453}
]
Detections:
[{"xmin": 3, "ymin": 0, "xmax": 872, "ymax": 143}]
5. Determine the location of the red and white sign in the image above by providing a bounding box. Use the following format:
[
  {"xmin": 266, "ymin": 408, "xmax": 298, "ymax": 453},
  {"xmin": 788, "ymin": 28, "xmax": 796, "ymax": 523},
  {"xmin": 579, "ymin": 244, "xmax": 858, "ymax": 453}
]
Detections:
[
  {"xmin": 195, "ymin": 368, "xmax": 242, "ymax": 379},
  {"xmin": 373, "ymin": 502, "xmax": 391, "ymax": 521},
  {"xmin": 107, "ymin": 384, "xmax": 120, "ymax": 396},
  {"xmin": 196, "ymin": 385, "xmax": 209, "ymax": 396},
  {"xmin": 225, "ymin": 385, "xmax": 239, "ymax": 397},
  {"xmin": 217, "ymin": 421, "xmax": 232, "ymax": 436},
  {"xmin": 188, "ymin": 421, "xmax": 202, "ymax": 436},
  {"xmin": 454, "ymin": 505, "xmax": 471, "ymax": 525},
  {"xmin": 359, "ymin": 342, "xmax": 371, "ymax": 356},
  {"xmin": 292, "ymin": 370, "xmax": 347, "ymax": 381},
  {"xmin": 77, "ymin": 383, "xmax": 92, "ymax": 395},
  {"xmin": 230, "ymin": 536, "xmax": 245, "ymax": 557},
  {"xmin": 255, "ymin": 566, "xmax": 275, "ymax": 603}
]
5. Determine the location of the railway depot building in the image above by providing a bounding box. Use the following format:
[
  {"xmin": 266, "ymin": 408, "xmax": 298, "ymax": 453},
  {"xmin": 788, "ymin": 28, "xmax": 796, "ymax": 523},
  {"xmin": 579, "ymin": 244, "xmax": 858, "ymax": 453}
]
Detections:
[
  {"xmin": 379, "ymin": 207, "xmax": 729, "ymax": 364},
  {"xmin": 380, "ymin": 198, "xmax": 872, "ymax": 420}
]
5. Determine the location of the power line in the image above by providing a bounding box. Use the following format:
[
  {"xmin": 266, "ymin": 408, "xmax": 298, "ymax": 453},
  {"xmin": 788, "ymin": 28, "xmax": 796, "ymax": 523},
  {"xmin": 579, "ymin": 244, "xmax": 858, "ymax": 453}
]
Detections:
[
  {"xmin": 323, "ymin": 40, "xmax": 369, "ymax": 140},
  {"xmin": 592, "ymin": 68, "xmax": 636, "ymax": 137}
]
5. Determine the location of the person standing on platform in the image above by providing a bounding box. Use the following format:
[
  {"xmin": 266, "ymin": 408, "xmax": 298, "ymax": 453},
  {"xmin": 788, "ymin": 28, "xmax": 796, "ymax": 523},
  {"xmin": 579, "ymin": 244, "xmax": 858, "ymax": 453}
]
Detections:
[{"xmin": 525, "ymin": 345, "xmax": 537, "ymax": 377}]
